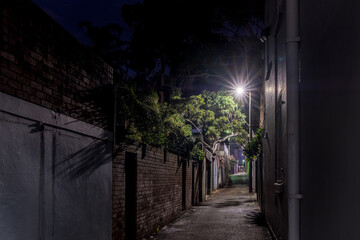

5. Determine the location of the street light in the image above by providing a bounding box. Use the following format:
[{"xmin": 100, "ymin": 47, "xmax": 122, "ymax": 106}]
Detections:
[
  {"xmin": 236, "ymin": 87, "xmax": 245, "ymax": 96},
  {"xmin": 235, "ymin": 85, "xmax": 253, "ymax": 193}
]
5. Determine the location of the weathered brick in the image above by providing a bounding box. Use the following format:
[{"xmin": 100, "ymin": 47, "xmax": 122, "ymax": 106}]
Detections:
[
  {"xmin": 42, "ymin": 86, "xmax": 52, "ymax": 95},
  {"xmin": 23, "ymin": 54, "xmax": 38, "ymax": 66},
  {"xmin": 47, "ymin": 54, "xmax": 57, "ymax": 64},
  {"xmin": 41, "ymin": 99, "xmax": 52, "ymax": 109},
  {"xmin": 113, "ymin": 146, "xmax": 193, "ymax": 240},
  {"xmin": 43, "ymin": 58, "xmax": 53, "ymax": 68},
  {"xmin": 0, "ymin": 50, "xmax": 16, "ymax": 62},
  {"xmin": 42, "ymin": 71, "xmax": 53, "ymax": 81},
  {"xmin": 2, "ymin": 67, "xmax": 17, "ymax": 79},
  {"xmin": 22, "ymin": 84, "xmax": 35, "ymax": 95},
  {"xmin": 30, "ymin": 50, "xmax": 42, "ymax": 61},
  {"xmin": 8, "ymin": 79, "xmax": 21, "ymax": 89},
  {"xmin": 1, "ymin": 2, "xmax": 113, "ymax": 129},
  {"xmin": 0, "ymin": 84, "xmax": 15, "ymax": 95},
  {"xmin": 36, "ymin": 90, "xmax": 46, "ymax": 99},
  {"xmin": 17, "ymin": 74, "xmax": 31, "ymax": 85},
  {"xmin": 30, "ymin": 81, "xmax": 42, "ymax": 91}
]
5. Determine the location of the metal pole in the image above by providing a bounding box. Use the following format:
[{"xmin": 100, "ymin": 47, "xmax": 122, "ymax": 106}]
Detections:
[
  {"xmin": 286, "ymin": 0, "xmax": 301, "ymax": 239},
  {"xmin": 245, "ymin": 42, "xmax": 253, "ymax": 193},
  {"xmin": 248, "ymin": 91, "xmax": 253, "ymax": 192},
  {"xmin": 249, "ymin": 91, "xmax": 252, "ymax": 140}
]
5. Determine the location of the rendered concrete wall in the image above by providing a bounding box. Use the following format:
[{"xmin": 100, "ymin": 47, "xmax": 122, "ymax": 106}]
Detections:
[
  {"xmin": 263, "ymin": 0, "xmax": 360, "ymax": 239},
  {"xmin": 0, "ymin": 93, "xmax": 112, "ymax": 240},
  {"xmin": 299, "ymin": 1, "xmax": 360, "ymax": 239},
  {"xmin": 261, "ymin": 0, "xmax": 288, "ymax": 238}
]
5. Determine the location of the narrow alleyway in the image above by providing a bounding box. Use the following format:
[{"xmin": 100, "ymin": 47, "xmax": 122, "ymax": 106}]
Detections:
[{"xmin": 149, "ymin": 174, "xmax": 273, "ymax": 240}]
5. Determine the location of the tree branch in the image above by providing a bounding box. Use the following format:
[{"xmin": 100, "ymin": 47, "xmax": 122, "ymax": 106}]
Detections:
[
  {"xmin": 185, "ymin": 119, "xmax": 212, "ymax": 150},
  {"xmin": 184, "ymin": 73, "xmax": 223, "ymax": 79},
  {"xmin": 212, "ymin": 132, "xmax": 240, "ymax": 152},
  {"xmin": 244, "ymin": 22, "xmax": 257, "ymax": 39}
]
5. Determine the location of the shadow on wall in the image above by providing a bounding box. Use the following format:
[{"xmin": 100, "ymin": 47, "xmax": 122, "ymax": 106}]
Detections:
[
  {"xmin": 29, "ymin": 122, "xmax": 112, "ymax": 180},
  {"xmin": 55, "ymin": 138, "xmax": 112, "ymax": 180}
]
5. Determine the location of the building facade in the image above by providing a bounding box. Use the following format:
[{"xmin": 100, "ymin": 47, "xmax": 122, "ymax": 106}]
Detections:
[{"xmin": 261, "ymin": 0, "xmax": 360, "ymax": 239}]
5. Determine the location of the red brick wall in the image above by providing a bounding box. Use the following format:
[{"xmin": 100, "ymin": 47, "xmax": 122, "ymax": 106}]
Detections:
[
  {"xmin": 112, "ymin": 145, "xmax": 193, "ymax": 240},
  {"xmin": 112, "ymin": 146, "xmax": 127, "ymax": 240},
  {"xmin": 0, "ymin": 0, "xmax": 113, "ymax": 128}
]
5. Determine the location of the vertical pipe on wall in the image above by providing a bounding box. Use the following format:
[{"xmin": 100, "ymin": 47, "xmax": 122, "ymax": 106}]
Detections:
[{"xmin": 286, "ymin": 0, "xmax": 301, "ymax": 239}]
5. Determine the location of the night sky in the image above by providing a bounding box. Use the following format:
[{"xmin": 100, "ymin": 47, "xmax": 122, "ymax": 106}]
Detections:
[
  {"xmin": 29, "ymin": 0, "xmax": 263, "ymax": 98},
  {"xmin": 31, "ymin": 0, "xmax": 141, "ymax": 44}
]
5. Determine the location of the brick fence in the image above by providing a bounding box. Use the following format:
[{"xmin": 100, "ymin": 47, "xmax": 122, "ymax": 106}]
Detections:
[{"xmin": 113, "ymin": 145, "xmax": 197, "ymax": 240}]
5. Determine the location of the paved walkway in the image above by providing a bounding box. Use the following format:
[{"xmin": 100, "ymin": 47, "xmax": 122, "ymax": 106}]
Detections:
[{"xmin": 148, "ymin": 174, "xmax": 273, "ymax": 240}]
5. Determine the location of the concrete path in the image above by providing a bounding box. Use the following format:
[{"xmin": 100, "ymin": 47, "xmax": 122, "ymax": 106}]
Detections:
[{"xmin": 148, "ymin": 174, "xmax": 273, "ymax": 240}]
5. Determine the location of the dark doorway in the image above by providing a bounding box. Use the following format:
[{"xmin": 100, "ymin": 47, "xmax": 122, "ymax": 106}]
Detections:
[
  {"xmin": 125, "ymin": 152, "xmax": 137, "ymax": 240},
  {"xmin": 182, "ymin": 160, "xmax": 186, "ymax": 210}
]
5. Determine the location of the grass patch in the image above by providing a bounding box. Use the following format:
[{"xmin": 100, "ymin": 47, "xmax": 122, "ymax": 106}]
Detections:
[{"xmin": 230, "ymin": 174, "xmax": 249, "ymax": 185}]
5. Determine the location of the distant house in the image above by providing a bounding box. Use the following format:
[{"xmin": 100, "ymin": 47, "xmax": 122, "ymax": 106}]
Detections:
[
  {"xmin": 260, "ymin": 0, "xmax": 360, "ymax": 239},
  {"xmin": 191, "ymin": 127, "xmax": 232, "ymax": 195},
  {"xmin": 214, "ymin": 141, "xmax": 231, "ymax": 188}
]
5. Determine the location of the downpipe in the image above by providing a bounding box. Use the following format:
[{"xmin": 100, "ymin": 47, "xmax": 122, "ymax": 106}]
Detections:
[{"xmin": 286, "ymin": 0, "xmax": 301, "ymax": 239}]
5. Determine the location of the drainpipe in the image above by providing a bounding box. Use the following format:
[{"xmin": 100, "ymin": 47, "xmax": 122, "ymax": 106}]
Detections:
[{"xmin": 286, "ymin": 0, "xmax": 301, "ymax": 240}]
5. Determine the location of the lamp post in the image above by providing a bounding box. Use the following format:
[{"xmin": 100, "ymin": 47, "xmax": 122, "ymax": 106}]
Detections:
[
  {"xmin": 248, "ymin": 90, "xmax": 253, "ymax": 193},
  {"xmin": 236, "ymin": 86, "xmax": 253, "ymax": 192}
]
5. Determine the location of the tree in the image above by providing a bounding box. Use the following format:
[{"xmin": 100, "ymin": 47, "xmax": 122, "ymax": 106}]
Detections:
[
  {"xmin": 113, "ymin": 88, "xmax": 248, "ymax": 160},
  {"xmin": 76, "ymin": 1, "xmax": 263, "ymax": 161},
  {"xmin": 78, "ymin": 22, "xmax": 129, "ymax": 81},
  {"xmin": 80, "ymin": 0, "xmax": 265, "ymax": 135},
  {"xmin": 243, "ymin": 128, "xmax": 263, "ymax": 161},
  {"xmin": 114, "ymin": 85, "xmax": 194, "ymax": 154},
  {"xmin": 180, "ymin": 90, "xmax": 248, "ymax": 155}
]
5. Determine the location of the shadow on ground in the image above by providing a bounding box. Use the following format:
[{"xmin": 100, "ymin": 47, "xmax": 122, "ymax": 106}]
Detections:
[
  {"xmin": 214, "ymin": 200, "xmax": 242, "ymax": 208},
  {"xmin": 214, "ymin": 198, "xmax": 255, "ymax": 208},
  {"xmin": 245, "ymin": 211, "xmax": 268, "ymax": 226}
]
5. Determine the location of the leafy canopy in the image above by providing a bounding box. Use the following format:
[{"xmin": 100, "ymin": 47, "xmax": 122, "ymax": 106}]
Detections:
[
  {"xmin": 117, "ymin": 88, "xmax": 247, "ymax": 158},
  {"xmin": 181, "ymin": 90, "xmax": 248, "ymax": 153},
  {"xmin": 243, "ymin": 128, "xmax": 263, "ymax": 161}
]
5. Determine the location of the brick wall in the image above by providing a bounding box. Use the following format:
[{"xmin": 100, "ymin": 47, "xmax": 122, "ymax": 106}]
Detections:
[
  {"xmin": 0, "ymin": 0, "xmax": 113, "ymax": 128},
  {"xmin": 113, "ymin": 147, "xmax": 127, "ymax": 240},
  {"xmin": 113, "ymin": 145, "xmax": 194, "ymax": 240}
]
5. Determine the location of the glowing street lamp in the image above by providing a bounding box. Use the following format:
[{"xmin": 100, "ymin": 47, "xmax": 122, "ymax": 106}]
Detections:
[{"xmin": 236, "ymin": 87, "xmax": 245, "ymax": 95}]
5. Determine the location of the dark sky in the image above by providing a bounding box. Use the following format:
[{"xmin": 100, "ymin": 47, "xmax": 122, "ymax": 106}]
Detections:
[{"xmin": 31, "ymin": 0, "xmax": 141, "ymax": 44}]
